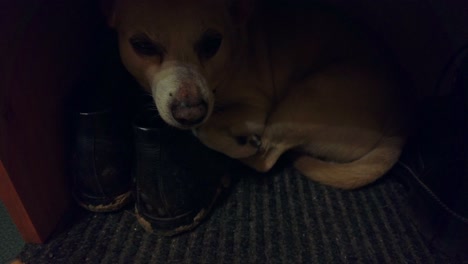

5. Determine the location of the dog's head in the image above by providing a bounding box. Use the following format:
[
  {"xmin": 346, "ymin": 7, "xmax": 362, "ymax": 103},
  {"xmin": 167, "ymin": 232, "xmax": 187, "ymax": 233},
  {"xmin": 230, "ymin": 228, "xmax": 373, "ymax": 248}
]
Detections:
[{"xmin": 106, "ymin": 0, "xmax": 252, "ymax": 129}]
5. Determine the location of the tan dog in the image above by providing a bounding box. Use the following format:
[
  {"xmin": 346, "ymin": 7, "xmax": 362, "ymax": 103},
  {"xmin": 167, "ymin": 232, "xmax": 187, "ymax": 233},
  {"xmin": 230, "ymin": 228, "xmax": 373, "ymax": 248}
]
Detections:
[{"xmin": 108, "ymin": 0, "xmax": 413, "ymax": 189}]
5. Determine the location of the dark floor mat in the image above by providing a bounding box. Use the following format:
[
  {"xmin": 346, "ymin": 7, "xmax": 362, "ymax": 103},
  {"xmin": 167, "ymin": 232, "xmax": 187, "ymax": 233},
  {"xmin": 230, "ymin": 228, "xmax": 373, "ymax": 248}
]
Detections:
[{"xmin": 18, "ymin": 168, "xmax": 457, "ymax": 264}]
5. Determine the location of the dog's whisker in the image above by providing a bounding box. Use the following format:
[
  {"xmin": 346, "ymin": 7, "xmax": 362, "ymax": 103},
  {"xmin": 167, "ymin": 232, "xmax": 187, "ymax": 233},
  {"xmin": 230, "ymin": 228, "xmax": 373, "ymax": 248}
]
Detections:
[
  {"xmin": 144, "ymin": 105, "xmax": 157, "ymax": 110},
  {"xmin": 142, "ymin": 101, "xmax": 157, "ymax": 111},
  {"xmin": 141, "ymin": 91, "xmax": 153, "ymax": 97},
  {"xmin": 149, "ymin": 114, "xmax": 163, "ymax": 123}
]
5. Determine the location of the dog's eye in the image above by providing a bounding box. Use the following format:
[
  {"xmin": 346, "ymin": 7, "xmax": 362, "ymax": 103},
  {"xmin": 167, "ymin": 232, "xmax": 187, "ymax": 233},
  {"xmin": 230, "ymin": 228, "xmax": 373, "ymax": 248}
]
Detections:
[
  {"xmin": 196, "ymin": 30, "xmax": 223, "ymax": 60},
  {"xmin": 129, "ymin": 36, "xmax": 165, "ymax": 57}
]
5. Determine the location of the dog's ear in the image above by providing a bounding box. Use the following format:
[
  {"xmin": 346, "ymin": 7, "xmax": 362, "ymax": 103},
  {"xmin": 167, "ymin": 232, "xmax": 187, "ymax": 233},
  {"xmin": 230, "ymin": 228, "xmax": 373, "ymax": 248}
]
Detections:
[
  {"xmin": 101, "ymin": 0, "xmax": 117, "ymax": 28},
  {"xmin": 228, "ymin": 0, "xmax": 255, "ymax": 25}
]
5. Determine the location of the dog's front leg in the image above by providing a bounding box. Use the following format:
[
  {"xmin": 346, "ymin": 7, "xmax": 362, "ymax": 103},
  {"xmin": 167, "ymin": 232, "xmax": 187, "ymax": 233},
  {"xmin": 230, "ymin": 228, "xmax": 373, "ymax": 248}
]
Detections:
[
  {"xmin": 195, "ymin": 104, "xmax": 267, "ymax": 159},
  {"xmin": 239, "ymin": 147, "xmax": 282, "ymax": 173},
  {"xmin": 239, "ymin": 128, "xmax": 293, "ymax": 173}
]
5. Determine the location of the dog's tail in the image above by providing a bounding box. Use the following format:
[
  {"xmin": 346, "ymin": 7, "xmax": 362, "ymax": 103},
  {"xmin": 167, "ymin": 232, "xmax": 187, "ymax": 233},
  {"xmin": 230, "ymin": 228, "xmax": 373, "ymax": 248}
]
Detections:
[{"xmin": 293, "ymin": 136, "xmax": 405, "ymax": 189}]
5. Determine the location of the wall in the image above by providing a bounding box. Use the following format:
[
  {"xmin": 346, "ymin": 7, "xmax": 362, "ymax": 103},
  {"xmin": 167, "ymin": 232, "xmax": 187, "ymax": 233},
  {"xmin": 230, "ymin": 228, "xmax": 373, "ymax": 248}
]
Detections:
[
  {"xmin": 0, "ymin": 0, "xmax": 105, "ymax": 243},
  {"xmin": 324, "ymin": 0, "xmax": 468, "ymax": 96}
]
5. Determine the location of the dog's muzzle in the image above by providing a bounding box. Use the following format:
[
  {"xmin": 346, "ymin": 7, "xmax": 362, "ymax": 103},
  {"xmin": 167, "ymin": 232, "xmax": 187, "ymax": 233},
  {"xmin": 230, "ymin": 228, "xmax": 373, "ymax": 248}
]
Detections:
[
  {"xmin": 169, "ymin": 81, "xmax": 209, "ymax": 127},
  {"xmin": 170, "ymin": 99, "xmax": 208, "ymax": 126},
  {"xmin": 151, "ymin": 61, "xmax": 213, "ymax": 128}
]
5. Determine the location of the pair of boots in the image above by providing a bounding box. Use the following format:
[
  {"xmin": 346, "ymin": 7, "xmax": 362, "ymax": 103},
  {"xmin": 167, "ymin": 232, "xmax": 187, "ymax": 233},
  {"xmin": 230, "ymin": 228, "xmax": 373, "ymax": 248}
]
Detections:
[{"xmin": 70, "ymin": 96, "xmax": 231, "ymax": 236}]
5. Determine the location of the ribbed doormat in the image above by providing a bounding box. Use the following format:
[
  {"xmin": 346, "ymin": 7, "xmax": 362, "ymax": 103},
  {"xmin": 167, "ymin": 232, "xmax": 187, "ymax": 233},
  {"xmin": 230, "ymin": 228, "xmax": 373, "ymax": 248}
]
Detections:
[
  {"xmin": 1, "ymin": 202, "xmax": 25, "ymax": 264},
  {"xmin": 18, "ymin": 168, "xmax": 456, "ymax": 263}
]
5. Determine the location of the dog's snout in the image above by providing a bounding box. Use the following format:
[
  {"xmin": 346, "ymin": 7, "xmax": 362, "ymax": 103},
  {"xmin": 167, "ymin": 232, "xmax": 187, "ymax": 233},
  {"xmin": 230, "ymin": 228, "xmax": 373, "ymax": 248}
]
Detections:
[
  {"xmin": 176, "ymin": 83, "xmax": 200, "ymax": 100},
  {"xmin": 171, "ymin": 100, "xmax": 208, "ymax": 127},
  {"xmin": 170, "ymin": 82, "xmax": 209, "ymax": 127}
]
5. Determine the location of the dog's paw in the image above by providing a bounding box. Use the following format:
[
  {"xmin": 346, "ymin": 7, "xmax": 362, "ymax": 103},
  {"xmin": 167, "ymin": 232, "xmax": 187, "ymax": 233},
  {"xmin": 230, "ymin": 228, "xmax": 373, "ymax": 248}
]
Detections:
[
  {"xmin": 195, "ymin": 127, "xmax": 260, "ymax": 159},
  {"xmin": 240, "ymin": 153, "xmax": 271, "ymax": 173},
  {"xmin": 235, "ymin": 134, "xmax": 262, "ymax": 148}
]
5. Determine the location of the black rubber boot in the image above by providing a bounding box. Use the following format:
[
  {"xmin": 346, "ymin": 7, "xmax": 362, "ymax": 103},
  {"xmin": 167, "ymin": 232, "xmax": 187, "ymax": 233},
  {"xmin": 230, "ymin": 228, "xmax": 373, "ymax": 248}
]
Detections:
[
  {"xmin": 132, "ymin": 109, "xmax": 232, "ymax": 236},
  {"xmin": 71, "ymin": 99, "xmax": 133, "ymax": 213}
]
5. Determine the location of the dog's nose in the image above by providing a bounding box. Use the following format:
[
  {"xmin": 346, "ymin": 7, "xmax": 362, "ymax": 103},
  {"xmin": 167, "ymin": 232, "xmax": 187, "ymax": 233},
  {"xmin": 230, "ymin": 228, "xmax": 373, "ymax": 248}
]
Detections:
[{"xmin": 171, "ymin": 100, "xmax": 208, "ymax": 127}]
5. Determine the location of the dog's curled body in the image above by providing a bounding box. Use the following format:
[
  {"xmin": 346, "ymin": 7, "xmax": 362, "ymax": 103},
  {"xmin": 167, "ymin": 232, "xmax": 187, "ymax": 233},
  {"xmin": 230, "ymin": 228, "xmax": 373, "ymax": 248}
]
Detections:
[
  {"xmin": 198, "ymin": 3, "xmax": 413, "ymax": 189},
  {"xmin": 109, "ymin": 0, "xmax": 413, "ymax": 189}
]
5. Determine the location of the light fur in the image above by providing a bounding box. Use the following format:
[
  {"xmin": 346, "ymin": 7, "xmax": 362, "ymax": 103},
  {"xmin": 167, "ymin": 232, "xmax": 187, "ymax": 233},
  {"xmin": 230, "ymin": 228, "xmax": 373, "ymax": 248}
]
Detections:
[
  {"xmin": 110, "ymin": 0, "xmax": 413, "ymax": 189},
  {"xmin": 149, "ymin": 61, "xmax": 213, "ymax": 127}
]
